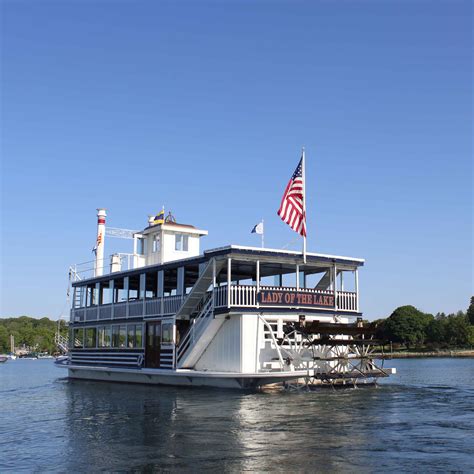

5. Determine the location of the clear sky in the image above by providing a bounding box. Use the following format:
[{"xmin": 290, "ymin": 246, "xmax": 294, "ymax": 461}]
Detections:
[{"xmin": 1, "ymin": 0, "xmax": 472, "ymax": 320}]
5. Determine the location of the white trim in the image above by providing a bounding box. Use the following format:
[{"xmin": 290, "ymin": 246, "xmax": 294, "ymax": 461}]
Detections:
[
  {"xmin": 62, "ymin": 363, "xmax": 322, "ymax": 379},
  {"xmin": 206, "ymin": 245, "xmax": 365, "ymax": 263},
  {"xmin": 161, "ymin": 223, "xmax": 208, "ymax": 235}
]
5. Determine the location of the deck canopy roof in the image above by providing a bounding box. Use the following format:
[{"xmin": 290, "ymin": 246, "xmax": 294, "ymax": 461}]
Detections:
[
  {"xmin": 73, "ymin": 245, "xmax": 364, "ymax": 287},
  {"xmin": 206, "ymin": 246, "xmax": 364, "ymax": 285}
]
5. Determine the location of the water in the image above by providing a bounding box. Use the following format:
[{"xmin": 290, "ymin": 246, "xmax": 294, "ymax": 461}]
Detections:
[{"xmin": 1, "ymin": 359, "xmax": 473, "ymax": 472}]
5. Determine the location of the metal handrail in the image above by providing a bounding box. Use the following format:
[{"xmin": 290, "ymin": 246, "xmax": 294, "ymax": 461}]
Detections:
[
  {"xmin": 55, "ymin": 333, "xmax": 70, "ymax": 354},
  {"xmin": 177, "ymin": 293, "xmax": 214, "ymax": 362},
  {"xmin": 69, "ymin": 253, "xmax": 137, "ymax": 281}
]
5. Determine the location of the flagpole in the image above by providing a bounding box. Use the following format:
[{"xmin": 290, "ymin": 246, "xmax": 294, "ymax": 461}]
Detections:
[
  {"xmin": 261, "ymin": 218, "xmax": 264, "ymax": 248},
  {"xmin": 302, "ymin": 147, "xmax": 307, "ymax": 264}
]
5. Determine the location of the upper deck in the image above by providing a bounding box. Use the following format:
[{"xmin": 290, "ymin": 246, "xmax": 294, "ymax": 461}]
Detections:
[{"xmin": 70, "ymin": 245, "xmax": 364, "ymax": 322}]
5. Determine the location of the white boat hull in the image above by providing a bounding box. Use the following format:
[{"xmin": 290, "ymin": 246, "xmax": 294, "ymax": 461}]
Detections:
[{"xmin": 62, "ymin": 364, "xmax": 311, "ymax": 389}]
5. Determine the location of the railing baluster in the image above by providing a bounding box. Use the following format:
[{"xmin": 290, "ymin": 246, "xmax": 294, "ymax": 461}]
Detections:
[{"xmin": 220, "ymin": 284, "xmax": 357, "ymax": 312}]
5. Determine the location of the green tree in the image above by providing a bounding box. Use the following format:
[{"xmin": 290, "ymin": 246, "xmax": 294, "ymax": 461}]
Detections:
[
  {"xmin": 426, "ymin": 318, "xmax": 447, "ymax": 347},
  {"xmin": 0, "ymin": 316, "xmax": 68, "ymax": 353},
  {"xmin": 467, "ymin": 296, "xmax": 474, "ymax": 325},
  {"xmin": 383, "ymin": 305, "xmax": 433, "ymax": 349},
  {"xmin": 0, "ymin": 326, "xmax": 9, "ymax": 353},
  {"xmin": 444, "ymin": 313, "xmax": 471, "ymax": 347}
]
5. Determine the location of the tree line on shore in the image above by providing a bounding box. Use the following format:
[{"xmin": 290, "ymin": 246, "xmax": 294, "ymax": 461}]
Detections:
[
  {"xmin": 1, "ymin": 297, "xmax": 473, "ymax": 353},
  {"xmin": 0, "ymin": 316, "xmax": 68, "ymax": 354},
  {"xmin": 374, "ymin": 297, "xmax": 474, "ymax": 350}
]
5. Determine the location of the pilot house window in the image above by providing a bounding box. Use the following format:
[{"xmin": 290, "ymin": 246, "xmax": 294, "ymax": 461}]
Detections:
[
  {"xmin": 152, "ymin": 235, "xmax": 161, "ymax": 253},
  {"xmin": 175, "ymin": 234, "xmax": 188, "ymax": 251},
  {"xmin": 137, "ymin": 237, "xmax": 146, "ymax": 255}
]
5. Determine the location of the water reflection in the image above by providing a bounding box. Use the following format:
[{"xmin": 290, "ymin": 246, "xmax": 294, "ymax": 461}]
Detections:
[
  {"xmin": 2, "ymin": 359, "xmax": 474, "ymax": 472},
  {"xmin": 62, "ymin": 381, "xmax": 394, "ymax": 471}
]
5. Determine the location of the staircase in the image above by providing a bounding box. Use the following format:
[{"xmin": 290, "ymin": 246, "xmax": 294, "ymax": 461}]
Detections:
[
  {"xmin": 55, "ymin": 333, "xmax": 69, "ymax": 354},
  {"xmin": 175, "ymin": 258, "xmax": 225, "ymax": 320},
  {"xmin": 176, "ymin": 292, "xmax": 225, "ymax": 369},
  {"xmin": 315, "ymin": 269, "xmax": 341, "ymax": 290}
]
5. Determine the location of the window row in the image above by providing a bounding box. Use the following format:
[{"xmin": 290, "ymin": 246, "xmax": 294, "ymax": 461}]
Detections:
[
  {"xmin": 136, "ymin": 233, "xmax": 188, "ymax": 254},
  {"xmin": 73, "ymin": 264, "xmax": 200, "ymax": 309},
  {"xmin": 73, "ymin": 324, "xmax": 143, "ymax": 349}
]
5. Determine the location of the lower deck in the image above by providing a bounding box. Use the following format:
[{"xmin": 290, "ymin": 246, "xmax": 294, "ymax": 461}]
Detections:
[
  {"xmin": 61, "ymin": 364, "xmax": 395, "ymax": 389},
  {"xmin": 65, "ymin": 308, "xmax": 394, "ymax": 389}
]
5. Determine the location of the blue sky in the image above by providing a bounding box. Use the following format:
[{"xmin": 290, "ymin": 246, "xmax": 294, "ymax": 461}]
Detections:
[{"xmin": 1, "ymin": 0, "xmax": 472, "ymax": 320}]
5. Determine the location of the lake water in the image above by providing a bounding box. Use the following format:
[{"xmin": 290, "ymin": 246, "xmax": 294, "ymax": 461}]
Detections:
[{"xmin": 1, "ymin": 359, "xmax": 473, "ymax": 472}]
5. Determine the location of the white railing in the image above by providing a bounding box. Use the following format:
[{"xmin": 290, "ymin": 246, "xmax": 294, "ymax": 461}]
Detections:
[
  {"xmin": 337, "ymin": 291, "xmax": 358, "ymax": 312},
  {"xmin": 214, "ymin": 286, "xmax": 228, "ymax": 308},
  {"xmin": 69, "ymin": 253, "xmax": 137, "ymax": 282},
  {"xmin": 213, "ymin": 285, "xmax": 358, "ymax": 312},
  {"xmin": 177, "ymin": 293, "xmax": 214, "ymax": 363},
  {"xmin": 72, "ymin": 294, "xmax": 185, "ymax": 321},
  {"xmin": 70, "ymin": 286, "xmax": 359, "ymax": 322},
  {"xmin": 55, "ymin": 333, "xmax": 69, "ymax": 354},
  {"xmin": 260, "ymin": 285, "xmax": 334, "ymax": 296},
  {"xmin": 228, "ymin": 285, "xmax": 257, "ymax": 307}
]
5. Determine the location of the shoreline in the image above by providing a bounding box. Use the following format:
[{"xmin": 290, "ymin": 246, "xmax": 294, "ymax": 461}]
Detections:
[{"xmin": 374, "ymin": 350, "xmax": 474, "ymax": 359}]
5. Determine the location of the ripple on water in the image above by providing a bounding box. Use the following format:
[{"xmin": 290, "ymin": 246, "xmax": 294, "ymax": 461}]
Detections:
[{"xmin": 0, "ymin": 358, "xmax": 473, "ymax": 472}]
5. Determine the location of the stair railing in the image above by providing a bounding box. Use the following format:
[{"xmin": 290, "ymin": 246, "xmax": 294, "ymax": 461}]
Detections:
[
  {"xmin": 55, "ymin": 333, "xmax": 70, "ymax": 354},
  {"xmin": 176, "ymin": 292, "xmax": 214, "ymax": 364}
]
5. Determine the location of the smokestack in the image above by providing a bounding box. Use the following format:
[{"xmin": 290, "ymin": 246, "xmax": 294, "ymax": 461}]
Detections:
[{"xmin": 95, "ymin": 208, "xmax": 107, "ymax": 277}]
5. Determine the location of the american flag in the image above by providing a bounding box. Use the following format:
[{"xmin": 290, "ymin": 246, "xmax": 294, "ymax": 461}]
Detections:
[{"xmin": 277, "ymin": 157, "xmax": 306, "ymax": 237}]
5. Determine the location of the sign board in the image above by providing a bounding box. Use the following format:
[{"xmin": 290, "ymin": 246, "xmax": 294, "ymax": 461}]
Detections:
[{"xmin": 258, "ymin": 289, "xmax": 335, "ymax": 308}]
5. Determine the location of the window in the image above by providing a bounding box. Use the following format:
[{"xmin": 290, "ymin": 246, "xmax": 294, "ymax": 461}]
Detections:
[
  {"xmin": 98, "ymin": 326, "xmax": 111, "ymax": 347},
  {"xmin": 175, "ymin": 234, "xmax": 189, "ymax": 251},
  {"xmin": 74, "ymin": 287, "xmax": 85, "ymax": 308},
  {"xmin": 135, "ymin": 325, "xmax": 143, "ymax": 348},
  {"xmin": 162, "ymin": 323, "xmax": 174, "ymax": 344},
  {"xmin": 128, "ymin": 275, "xmax": 140, "ymax": 300},
  {"xmin": 100, "ymin": 282, "xmax": 112, "ymax": 305},
  {"xmin": 145, "ymin": 272, "xmax": 157, "ymax": 299},
  {"xmin": 112, "ymin": 325, "xmax": 120, "ymax": 347},
  {"xmin": 137, "ymin": 237, "xmax": 146, "ymax": 255},
  {"xmin": 85, "ymin": 327, "xmax": 97, "ymax": 348},
  {"xmin": 111, "ymin": 325, "xmax": 127, "ymax": 347},
  {"xmin": 127, "ymin": 324, "xmax": 143, "ymax": 348},
  {"xmin": 86, "ymin": 286, "xmax": 93, "ymax": 306},
  {"xmin": 119, "ymin": 325, "xmax": 127, "ymax": 348},
  {"xmin": 113, "ymin": 277, "xmax": 128, "ymax": 303},
  {"xmin": 73, "ymin": 328, "xmax": 84, "ymax": 348},
  {"xmin": 152, "ymin": 234, "xmax": 160, "ymax": 253},
  {"xmin": 127, "ymin": 325, "xmax": 135, "ymax": 348}
]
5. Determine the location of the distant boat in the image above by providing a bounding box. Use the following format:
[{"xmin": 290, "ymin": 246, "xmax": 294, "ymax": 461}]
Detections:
[
  {"xmin": 55, "ymin": 355, "xmax": 69, "ymax": 365},
  {"xmin": 19, "ymin": 353, "xmax": 38, "ymax": 360},
  {"xmin": 37, "ymin": 353, "xmax": 54, "ymax": 359},
  {"xmin": 0, "ymin": 356, "xmax": 7, "ymax": 363}
]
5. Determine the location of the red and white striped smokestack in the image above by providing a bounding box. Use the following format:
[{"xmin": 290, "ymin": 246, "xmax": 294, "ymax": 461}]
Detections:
[{"xmin": 95, "ymin": 208, "xmax": 107, "ymax": 277}]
